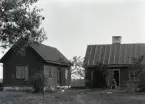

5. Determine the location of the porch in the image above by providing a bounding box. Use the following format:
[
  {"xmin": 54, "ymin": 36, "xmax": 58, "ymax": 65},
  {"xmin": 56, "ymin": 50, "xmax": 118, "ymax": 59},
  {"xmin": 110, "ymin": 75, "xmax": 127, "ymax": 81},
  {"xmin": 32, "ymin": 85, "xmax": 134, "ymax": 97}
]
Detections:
[
  {"xmin": 44, "ymin": 65, "xmax": 71, "ymax": 87},
  {"xmin": 85, "ymin": 66, "xmax": 129, "ymax": 88}
]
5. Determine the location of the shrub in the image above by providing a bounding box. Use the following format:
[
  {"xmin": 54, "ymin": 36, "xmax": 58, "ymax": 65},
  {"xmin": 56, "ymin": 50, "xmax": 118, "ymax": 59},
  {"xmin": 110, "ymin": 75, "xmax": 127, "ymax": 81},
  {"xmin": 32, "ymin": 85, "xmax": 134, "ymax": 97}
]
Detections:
[{"xmin": 29, "ymin": 72, "xmax": 45, "ymax": 93}]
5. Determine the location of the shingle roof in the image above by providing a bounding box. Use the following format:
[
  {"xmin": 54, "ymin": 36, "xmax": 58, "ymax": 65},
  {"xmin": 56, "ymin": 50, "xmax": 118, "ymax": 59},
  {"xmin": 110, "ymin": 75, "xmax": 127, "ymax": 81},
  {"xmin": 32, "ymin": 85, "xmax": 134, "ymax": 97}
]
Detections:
[{"xmin": 84, "ymin": 43, "xmax": 145, "ymax": 66}]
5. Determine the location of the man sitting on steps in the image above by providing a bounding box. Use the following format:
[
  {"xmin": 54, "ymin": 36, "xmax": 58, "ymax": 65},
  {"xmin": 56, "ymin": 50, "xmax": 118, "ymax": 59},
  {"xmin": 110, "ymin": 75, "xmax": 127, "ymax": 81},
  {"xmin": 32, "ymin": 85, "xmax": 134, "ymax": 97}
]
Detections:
[{"xmin": 111, "ymin": 79, "xmax": 117, "ymax": 89}]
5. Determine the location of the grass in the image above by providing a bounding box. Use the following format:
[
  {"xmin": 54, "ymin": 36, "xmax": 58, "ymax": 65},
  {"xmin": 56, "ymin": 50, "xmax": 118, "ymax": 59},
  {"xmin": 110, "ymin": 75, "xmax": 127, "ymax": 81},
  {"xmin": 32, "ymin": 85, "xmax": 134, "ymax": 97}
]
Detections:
[{"xmin": 0, "ymin": 89, "xmax": 145, "ymax": 104}]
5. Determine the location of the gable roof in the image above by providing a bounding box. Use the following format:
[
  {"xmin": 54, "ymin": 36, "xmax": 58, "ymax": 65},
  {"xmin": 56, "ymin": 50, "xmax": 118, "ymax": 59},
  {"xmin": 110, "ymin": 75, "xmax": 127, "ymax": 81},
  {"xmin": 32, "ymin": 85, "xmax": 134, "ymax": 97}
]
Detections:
[
  {"xmin": 30, "ymin": 43, "xmax": 71, "ymax": 65},
  {"xmin": 84, "ymin": 43, "xmax": 145, "ymax": 66},
  {"xmin": 0, "ymin": 43, "xmax": 71, "ymax": 66}
]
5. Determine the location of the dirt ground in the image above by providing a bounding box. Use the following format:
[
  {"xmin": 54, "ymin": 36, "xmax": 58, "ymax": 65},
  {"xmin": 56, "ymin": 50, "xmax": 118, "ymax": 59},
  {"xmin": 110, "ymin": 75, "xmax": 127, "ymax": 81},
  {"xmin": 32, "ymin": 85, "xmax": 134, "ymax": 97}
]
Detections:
[{"xmin": 0, "ymin": 89, "xmax": 145, "ymax": 104}]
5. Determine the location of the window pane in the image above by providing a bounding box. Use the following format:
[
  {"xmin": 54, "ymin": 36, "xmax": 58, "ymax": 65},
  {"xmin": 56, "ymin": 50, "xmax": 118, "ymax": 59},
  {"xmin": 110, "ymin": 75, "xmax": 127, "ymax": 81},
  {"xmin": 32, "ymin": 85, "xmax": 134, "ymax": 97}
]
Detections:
[
  {"xmin": 49, "ymin": 69, "xmax": 52, "ymax": 78},
  {"xmin": 16, "ymin": 66, "xmax": 21, "ymax": 79},
  {"xmin": 19, "ymin": 67, "xmax": 22, "ymax": 79},
  {"xmin": 21, "ymin": 67, "xmax": 25, "ymax": 79},
  {"xmin": 16, "ymin": 66, "xmax": 28, "ymax": 80}
]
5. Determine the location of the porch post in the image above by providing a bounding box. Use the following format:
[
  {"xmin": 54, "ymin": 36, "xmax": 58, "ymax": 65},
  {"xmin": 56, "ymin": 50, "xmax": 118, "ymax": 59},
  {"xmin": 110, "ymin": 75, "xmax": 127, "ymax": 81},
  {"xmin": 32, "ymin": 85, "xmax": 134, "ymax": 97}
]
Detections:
[{"xmin": 67, "ymin": 67, "xmax": 71, "ymax": 88}]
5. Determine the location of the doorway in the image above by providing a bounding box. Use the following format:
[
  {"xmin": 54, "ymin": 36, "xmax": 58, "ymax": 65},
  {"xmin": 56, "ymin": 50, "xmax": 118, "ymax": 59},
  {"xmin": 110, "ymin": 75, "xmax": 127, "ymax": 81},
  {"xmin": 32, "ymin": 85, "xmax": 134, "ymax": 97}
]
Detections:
[
  {"xmin": 113, "ymin": 69, "xmax": 120, "ymax": 86},
  {"xmin": 57, "ymin": 68, "xmax": 62, "ymax": 85}
]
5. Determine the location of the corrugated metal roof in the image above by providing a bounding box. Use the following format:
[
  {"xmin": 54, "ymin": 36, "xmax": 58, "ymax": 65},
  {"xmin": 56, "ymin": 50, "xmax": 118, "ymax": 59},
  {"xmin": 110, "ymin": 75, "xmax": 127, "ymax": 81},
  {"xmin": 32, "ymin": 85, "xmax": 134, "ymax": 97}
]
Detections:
[{"xmin": 84, "ymin": 43, "xmax": 145, "ymax": 66}]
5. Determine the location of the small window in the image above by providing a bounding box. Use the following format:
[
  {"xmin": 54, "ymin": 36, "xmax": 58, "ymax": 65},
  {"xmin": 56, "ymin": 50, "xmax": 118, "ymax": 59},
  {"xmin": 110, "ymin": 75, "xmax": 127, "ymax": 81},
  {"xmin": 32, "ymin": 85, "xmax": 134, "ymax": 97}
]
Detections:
[
  {"xmin": 49, "ymin": 69, "xmax": 52, "ymax": 79},
  {"xmin": 21, "ymin": 48, "xmax": 26, "ymax": 56},
  {"xmin": 129, "ymin": 71, "xmax": 139, "ymax": 81},
  {"xmin": 16, "ymin": 66, "xmax": 29, "ymax": 81},
  {"xmin": 16, "ymin": 48, "xmax": 26, "ymax": 56}
]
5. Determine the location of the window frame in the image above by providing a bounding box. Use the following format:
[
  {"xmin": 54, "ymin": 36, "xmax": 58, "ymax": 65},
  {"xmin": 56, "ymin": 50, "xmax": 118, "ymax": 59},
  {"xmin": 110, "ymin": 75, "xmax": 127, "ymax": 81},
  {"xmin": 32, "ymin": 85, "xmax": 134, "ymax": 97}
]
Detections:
[
  {"xmin": 16, "ymin": 65, "xmax": 29, "ymax": 81},
  {"xmin": 16, "ymin": 48, "xmax": 26, "ymax": 56}
]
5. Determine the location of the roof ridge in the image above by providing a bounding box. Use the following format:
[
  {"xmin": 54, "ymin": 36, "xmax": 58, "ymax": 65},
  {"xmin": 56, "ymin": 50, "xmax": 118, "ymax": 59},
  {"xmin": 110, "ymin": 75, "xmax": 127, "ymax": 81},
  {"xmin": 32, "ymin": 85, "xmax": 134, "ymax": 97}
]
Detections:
[
  {"xmin": 88, "ymin": 43, "xmax": 145, "ymax": 46},
  {"xmin": 36, "ymin": 43, "xmax": 56, "ymax": 49}
]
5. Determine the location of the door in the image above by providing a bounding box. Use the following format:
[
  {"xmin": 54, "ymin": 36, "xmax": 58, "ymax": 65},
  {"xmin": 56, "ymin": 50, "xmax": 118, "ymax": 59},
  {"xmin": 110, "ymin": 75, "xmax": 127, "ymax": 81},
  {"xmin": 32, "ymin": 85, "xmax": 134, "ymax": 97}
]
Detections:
[
  {"xmin": 113, "ymin": 69, "xmax": 120, "ymax": 86},
  {"xmin": 57, "ymin": 68, "xmax": 62, "ymax": 85}
]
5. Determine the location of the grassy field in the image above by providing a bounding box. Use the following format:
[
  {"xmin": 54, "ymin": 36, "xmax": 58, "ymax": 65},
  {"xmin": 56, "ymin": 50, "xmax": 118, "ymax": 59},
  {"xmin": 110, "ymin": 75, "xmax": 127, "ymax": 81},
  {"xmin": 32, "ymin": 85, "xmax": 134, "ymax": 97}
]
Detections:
[{"xmin": 0, "ymin": 89, "xmax": 145, "ymax": 104}]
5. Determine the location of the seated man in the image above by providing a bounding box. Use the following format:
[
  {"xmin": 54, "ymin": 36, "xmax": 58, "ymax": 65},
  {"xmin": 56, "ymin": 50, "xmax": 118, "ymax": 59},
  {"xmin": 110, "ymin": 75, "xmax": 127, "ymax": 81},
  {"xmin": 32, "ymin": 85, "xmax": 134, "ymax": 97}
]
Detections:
[{"xmin": 111, "ymin": 79, "xmax": 117, "ymax": 89}]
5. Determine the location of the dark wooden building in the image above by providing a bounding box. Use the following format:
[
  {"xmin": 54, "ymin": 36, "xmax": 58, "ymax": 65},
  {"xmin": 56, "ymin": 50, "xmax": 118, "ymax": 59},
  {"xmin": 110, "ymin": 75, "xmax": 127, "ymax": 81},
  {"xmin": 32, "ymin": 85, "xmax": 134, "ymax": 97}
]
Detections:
[
  {"xmin": 0, "ymin": 43, "xmax": 71, "ymax": 87},
  {"xmin": 84, "ymin": 36, "xmax": 145, "ymax": 88}
]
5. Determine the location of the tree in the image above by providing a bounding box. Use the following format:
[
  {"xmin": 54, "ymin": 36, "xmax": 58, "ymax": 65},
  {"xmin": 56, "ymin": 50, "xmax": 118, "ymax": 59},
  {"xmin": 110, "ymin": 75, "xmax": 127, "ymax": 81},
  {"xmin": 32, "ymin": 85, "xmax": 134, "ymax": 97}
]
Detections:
[
  {"xmin": 127, "ymin": 55, "xmax": 144, "ymax": 92},
  {"xmin": 70, "ymin": 56, "xmax": 84, "ymax": 79},
  {"xmin": 95, "ymin": 61, "xmax": 108, "ymax": 88},
  {"xmin": 0, "ymin": 0, "xmax": 47, "ymax": 51},
  {"xmin": 129, "ymin": 55, "xmax": 144, "ymax": 81}
]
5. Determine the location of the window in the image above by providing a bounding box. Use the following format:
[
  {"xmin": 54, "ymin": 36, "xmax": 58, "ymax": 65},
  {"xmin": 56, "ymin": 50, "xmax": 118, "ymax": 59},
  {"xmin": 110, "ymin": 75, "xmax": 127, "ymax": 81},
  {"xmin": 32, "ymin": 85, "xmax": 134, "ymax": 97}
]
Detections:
[
  {"xmin": 44, "ymin": 65, "xmax": 53, "ymax": 79},
  {"xmin": 128, "ymin": 71, "xmax": 139, "ymax": 81},
  {"xmin": 21, "ymin": 48, "xmax": 26, "ymax": 56},
  {"xmin": 16, "ymin": 66, "xmax": 29, "ymax": 81},
  {"xmin": 16, "ymin": 48, "xmax": 26, "ymax": 56},
  {"xmin": 48, "ymin": 69, "xmax": 52, "ymax": 79}
]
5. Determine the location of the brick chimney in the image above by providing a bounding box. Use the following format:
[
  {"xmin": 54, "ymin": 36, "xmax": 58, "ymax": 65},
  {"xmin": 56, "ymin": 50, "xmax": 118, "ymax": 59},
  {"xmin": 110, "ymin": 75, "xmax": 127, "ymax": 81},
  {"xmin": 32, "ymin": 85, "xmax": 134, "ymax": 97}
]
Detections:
[{"xmin": 112, "ymin": 36, "xmax": 122, "ymax": 44}]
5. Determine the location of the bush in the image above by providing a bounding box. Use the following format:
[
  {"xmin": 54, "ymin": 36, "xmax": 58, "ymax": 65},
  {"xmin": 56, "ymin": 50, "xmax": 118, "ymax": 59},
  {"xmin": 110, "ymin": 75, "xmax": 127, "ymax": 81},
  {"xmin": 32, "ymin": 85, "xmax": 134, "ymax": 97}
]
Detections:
[
  {"xmin": 29, "ymin": 72, "xmax": 45, "ymax": 93},
  {"xmin": 136, "ymin": 83, "xmax": 145, "ymax": 92},
  {"xmin": 127, "ymin": 80, "xmax": 140, "ymax": 92}
]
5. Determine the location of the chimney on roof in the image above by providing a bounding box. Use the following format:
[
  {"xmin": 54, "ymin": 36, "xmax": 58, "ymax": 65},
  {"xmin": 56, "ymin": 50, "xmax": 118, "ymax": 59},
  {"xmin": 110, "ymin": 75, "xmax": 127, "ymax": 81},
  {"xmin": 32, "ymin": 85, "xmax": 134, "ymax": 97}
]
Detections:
[{"xmin": 112, "ymin": 36, "xmax": 122, "ymax": 44}]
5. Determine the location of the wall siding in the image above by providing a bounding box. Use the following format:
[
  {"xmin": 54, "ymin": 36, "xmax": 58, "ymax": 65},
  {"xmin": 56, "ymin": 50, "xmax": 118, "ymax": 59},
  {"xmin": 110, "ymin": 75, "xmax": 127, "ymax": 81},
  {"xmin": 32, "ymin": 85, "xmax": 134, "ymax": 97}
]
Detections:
[
  {"xmin": 44, "ymin": 64, "xmax": 69, "ymax": 86},
  {"xmin": 85, "ymin": 67, "xmax": 131, "ymax": 88},
  {"xmin": 44, "ymin": 65, "xmax": 57, "ymax": 86},
  {"xmin": 3, "ymin": 47, "xmax": 70, "ymax": 87},
  {"xmin": 3, "ymin": 47, "xmax": 44, "ymax": 86},
  {"xmin": 85, "ymin": 67, "xmax": 106, "ymax": 88},
  {"xmin": 120, "ymin": 68, "xmax": 129, "ymax": 87}
]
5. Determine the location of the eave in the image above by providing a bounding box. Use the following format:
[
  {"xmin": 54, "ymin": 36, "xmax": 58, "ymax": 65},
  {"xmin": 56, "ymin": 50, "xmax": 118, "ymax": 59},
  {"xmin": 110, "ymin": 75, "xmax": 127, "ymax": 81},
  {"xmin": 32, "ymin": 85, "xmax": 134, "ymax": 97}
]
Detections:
[
  {"xmin": 85, "ymin": 64, "xmax": 145, "ymax": 68},
  {"xmin": 45, "ymin": 60, "xmax": 72, "ymax": 67}
]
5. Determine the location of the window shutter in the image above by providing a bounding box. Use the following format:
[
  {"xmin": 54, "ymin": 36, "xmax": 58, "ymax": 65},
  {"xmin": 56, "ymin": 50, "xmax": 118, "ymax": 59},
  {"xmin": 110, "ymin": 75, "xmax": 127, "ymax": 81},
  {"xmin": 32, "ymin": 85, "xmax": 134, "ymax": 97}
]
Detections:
[{"xmin": 25, "ymin": 66, "xmax": 29, "ymax": 81}]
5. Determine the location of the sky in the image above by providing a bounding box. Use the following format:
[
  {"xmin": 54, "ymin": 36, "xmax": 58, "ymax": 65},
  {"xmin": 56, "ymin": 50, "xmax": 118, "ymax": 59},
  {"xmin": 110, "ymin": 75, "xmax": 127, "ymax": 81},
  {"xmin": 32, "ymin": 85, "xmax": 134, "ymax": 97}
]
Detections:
[{"xmin": 1, "ymin": 0, "xmax": 145, "ymax": 78}]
